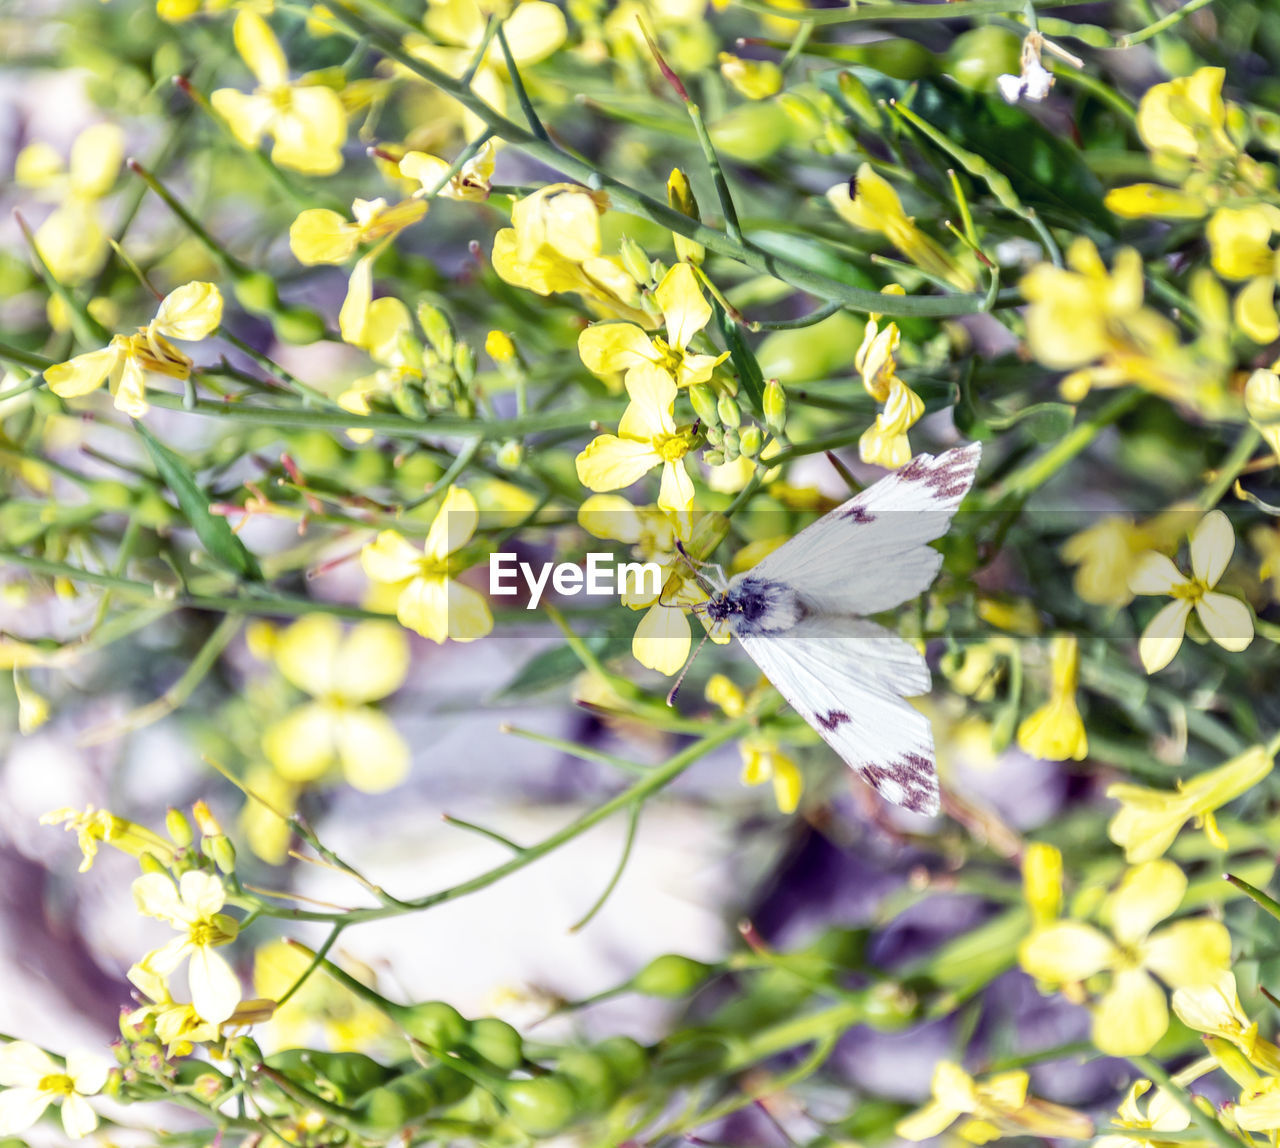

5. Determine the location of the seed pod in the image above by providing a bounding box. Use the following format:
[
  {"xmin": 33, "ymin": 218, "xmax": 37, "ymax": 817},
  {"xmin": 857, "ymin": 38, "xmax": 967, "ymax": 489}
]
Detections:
[
  {"xmin": 557, "ymin": 1049, "xmax": 620, "ymax": 1112},
  {"xmin": 632, "ymin": 954, "xmax": 713, "ymax": 998},
  {"xmin": 594, "ymin": 1036, "xmax": 648, "ymax": 1089},
  {"xmin": 467, "ymin": 1017, "xmax": 524, "ymax": 1072},
  {"xmin": 274, "ymin": 307, "xmax": 325, "ymax": 345},
  {"xmin": 399, "ymin": 1001, "xmax": 471, "ymax": 1052},
  {"xmin": 500, "ymin": 1074, "xmax": 580, "ymax": 1136},
  {"xmin": 232, "ymin": 270, "xmax": 280, "ymax": 315}
]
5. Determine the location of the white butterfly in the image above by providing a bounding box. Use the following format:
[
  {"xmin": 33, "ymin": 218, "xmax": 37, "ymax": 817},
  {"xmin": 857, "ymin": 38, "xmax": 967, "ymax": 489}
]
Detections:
[{"xmin": 696, "ymin": 443, "xmax": 982, "ymax": 816}]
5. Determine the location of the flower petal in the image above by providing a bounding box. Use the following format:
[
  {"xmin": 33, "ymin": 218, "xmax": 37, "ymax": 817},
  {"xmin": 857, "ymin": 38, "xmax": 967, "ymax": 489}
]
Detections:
[
  {"xmin": 1092, "ymin": 967, "xmax": 1168, "ymax": 1056},
  {"xmin": 334, "ymin": 621, "xmax": 410, "ymax": 703},
  {"xmin": 1144, "ymin": 919, "xmax": 1231, "ymax": 988},
  {"xmin": 1105, "ymin": 859, "xmax": 1186, "ymax": 946},
  {"xmin": 1018, "ymin": 921, "xmax": 1117, "ymax": 983},
  {"xmin": 577, "ymin": 321, "xmax": 655, "ymax": 377},
  {"xmin": 396, "ymin": 576, "xmax": 449, "ymax": 644},
  {"xmin": 178, "ymin": 870, "xmax": 227, "ymax": 920},
  {"xmin": 335, "ymin": 707, "xmax": 410, "ymax": 792},
  {"xmin": 273, "ymin": 614, "xmax": 342, "ymax": 697},
  {"xmin": 1190, "ymin": 509, "xmax": 1235, "ymax": 587},
  {"xmin": 188, "ymin": 945, "xmax": 242, "ymax": 1025},
  {"xmin": 445, "ymin": 580, "xmax": 493, "ymax": 643},
  {"xmin": 424, "ymin": 485, "xmax": 478, "ymax": 561},
  {"xmin": 153, "ymin": 282, "xmax": 222, "ymax": 341},
  {"xmin": 44, "ymin": 346, "xmax": 119, "ymax": 399},
  {"xmin": 263, "ymin": 703, "xmax": 338, "ymax": 782},
  {"xmin": 632, "ymin": 603, "xmax": 691, "ymax": 675},
  {"xmin": 1138, "ymin": 599, "xmax": 1192, "ymax": 674},
  {"xmin": 65, "ymin": 1052, "xmax": 108, "ymax": 1097},
  {"xmin": 59, "ymin": 1092, "xmax": 99, "ymax": 1140},
  {"xmin": 1126, "ymin": 552, "xmax": 1188, "ymax": 596},
  {"xmin": 361, "ymin": 530, "xmax": 424, "ymax": 586},
  {"xmin": 0, "ymin": 1088, "xmax": 52, "ymax": 1136},
  {"xmin": 658, "ymin": 458, "xmax": 695, "ymax": 515},
  {"xmin": 1196, "ymin": 591, "xmax": 1253, "ymax": 653},
  {"xmin": 234, "ymin": 9, "xmax": 288, "ymax": 88},
  {"xmin": 576, "ymin": 434, "xmax": 659, "ymax": 493},
  {"xmin": 656, "ymin": 262, "xmax": 711, "ymax": 352},
  {"xmin": 0, "ymin": 1043, "xmax": 58, "ymax": 1088},
  {"xmin": 132, "ymin": 872, "xmax": 182, "ymax": 922}
]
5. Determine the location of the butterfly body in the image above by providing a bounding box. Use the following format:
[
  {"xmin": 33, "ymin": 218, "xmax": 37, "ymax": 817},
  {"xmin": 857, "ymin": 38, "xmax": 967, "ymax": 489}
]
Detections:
[{"xmin": 705, "ymin": 443, "xmax": 982, "ymax": 816}]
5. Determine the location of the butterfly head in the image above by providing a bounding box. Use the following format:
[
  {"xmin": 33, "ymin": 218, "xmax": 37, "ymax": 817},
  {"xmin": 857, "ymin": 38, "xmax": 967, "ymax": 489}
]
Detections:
[{"xmin": 707, "ymin": 576, "xmax": 804, "ymax": 636}]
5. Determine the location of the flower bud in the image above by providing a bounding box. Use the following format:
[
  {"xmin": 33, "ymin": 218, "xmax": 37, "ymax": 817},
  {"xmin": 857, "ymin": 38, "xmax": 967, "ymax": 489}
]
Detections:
[
  {"xmin": 497, "ymin": 440, "xmax": 524, "ymax": 469},
  {"xmin": 454, "ymin": 341, "xmax": 476, "ymax": 384},
  {"xmin": 763, "ymin": 379, "xmax": 787, "ymax": 434},
  {"xmin": 703, "ymin": 449, "xmax": 726, "ymax": 467},
  {"xmin": 165, "ymin": 807, "xmax": 194, "ymax": 848},
  {"xmin": 619, "ymin": 236, "xmax": 652, "ymax": 286},
  {"xmin": 837, "ymin": 70, "xmax": 883, "ymax": 129},
  {"xmin": 739, "ymin": 425, "xmax": 762, "ymax": 456},
  {"xmin": 718, "ymin": 53, "xmax": 783, "ymax": 100},
  {"xmin": 667, "ymin": 169, "xmax": 705, "ymax": 266},
  {"xmin": 705, "ymin": 425, "xmax": 724, "ymax": 448},
  {"xmin": 192, "ymin": 800, "xmax": 223, "ymax": 837},
  {"xmin": 722, "ymin": 427, "xmax": 741, "ymax": 461},
  {"xmin": 716, "ymin": 393, "xmax": 741, "ymax": 428},
  {"xmin": 210, "ymin": 835, "xmax": 237, "ymax": 875},
  {"xmin": 688, "ymin": 382, "xmax": 719, "ymax": 426},
  {"xmin": 417, "ymin": 303, "xmax": 454, "ymax": 359}
]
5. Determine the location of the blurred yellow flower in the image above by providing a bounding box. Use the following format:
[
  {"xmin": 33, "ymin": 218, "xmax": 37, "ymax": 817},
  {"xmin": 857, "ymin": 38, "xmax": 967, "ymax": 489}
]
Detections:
[
  {"xmin": 399, "ymin": 140, "xmax": 496, "ymax": 201},
  {"xmin": 1022, "ymin": 841, "xmax": 1063, "ymax": 927},
  {"xmin": 361, "ymin": 486, "xmax": 493, "ymax": 644},
  {"xmin": 0, "ymin": 1042, "xmax": 108, "ymax": 1141},
  {"xmin": 1127, "ymin": 509, "xmax": 1252, "ymax": 673},
  {"xmin": 896, "ymin": 1061, "xmax": 1092, "ymax": 1142},
  {"xmin": 254, "ymin": 940, "xmax": 396, "ymax": 1053},
  {"xmin": 491, "ymin": 184, "xmax": 650, "ymax": 324},
  {"xmin": 238, "ymin": 764, "xmax": 299, "ymax": 865},
  {"xmin": 1107, "ymin": 744, "xmax": 1272, "ymax": 862},
  {"xmin": 578, "ymin": 263, "xmax": 726, "ymax": 389},
  {"xmin": 576, "ymin": 364, "xmax": 697, "ymax": 514},
  {"xmin": 289, "ymin": 197, "xmax": 428, "ymax": 266},
  {"xmin": 578, "ymin": 494, "xmax": 708, "ymax": 674},
  {"xmin": 1062, "ymin": 518, "xmax": 1158, "ymax": 608},
  {"xmin": 718, "ymin": 52, "xmax": 783, "ymax": 100},
  {"xmin": 44, "ymin": 281, "xmax": 223, "ymax": 417},
  {"xmin": 14, "ymin": 122, "xmax": 124, "ymax": 283},
  {"xmin": 1246, "ymin": 367, "xmax": 1280, "ymax": 462},
  {"xmin": 211, "ymin": 10, "xmax": 347, "ymax": 175},
  {"xmin": 1206, "ymin": 205, "xmax": 1280, "ymax": 344},
  {"xmin": 40, "ymin": 805, "xmax": 175, "ymax": 873},
  {"xmin": 739, "ymin": 736, "xmax": 802, "ymax": 814},
  {"xmin": 261, "ymin": 615, "xmax": 411, "ymax": 793},
  {"xmin": 1019, "ymin": 859, "xmax": 1231, "ymax": 1055},
  {"xmin": 828, "ymin": 165, "xmax": 975, "ymax": 291},
  {"xmin": 1016, "ymin": 633, "xmax": 1088, "ymax": 762},
  {"xmin": 131, "ymin": 871, "xmax": 242, "ymax": 1024}
]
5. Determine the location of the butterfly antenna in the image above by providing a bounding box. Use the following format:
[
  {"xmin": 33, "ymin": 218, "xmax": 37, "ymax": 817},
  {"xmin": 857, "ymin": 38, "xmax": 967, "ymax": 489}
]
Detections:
[{"xmin": 666, "ymin": 633, "xmax": 710, "ymax": 707}]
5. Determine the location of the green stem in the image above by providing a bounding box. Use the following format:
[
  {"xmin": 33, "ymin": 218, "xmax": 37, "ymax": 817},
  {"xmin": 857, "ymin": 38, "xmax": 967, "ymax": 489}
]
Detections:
[
  {"xmin": 0, "ymin": 342, "xmax": 54, "ymax": 373},
  {"xmin": 1200, "ymin": 426, "xmax": 1261, "ymax": 510},
  {"xmin": 733, "ymin": 0, "xmax": 1091, "ymax": 23},
  {"xmin": 1120, "ymin": 0, "xmax": 1218, "ymax": 45},
  {"xmin": 495, "ymin": 21, "xmax": 549, "ymax": 142}
]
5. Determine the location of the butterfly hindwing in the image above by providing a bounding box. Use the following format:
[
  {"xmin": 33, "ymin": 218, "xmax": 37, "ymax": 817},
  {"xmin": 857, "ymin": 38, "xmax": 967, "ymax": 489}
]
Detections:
[{"xmin": 734, "ymin": 614, "xmax": 939, "ymax": 815}]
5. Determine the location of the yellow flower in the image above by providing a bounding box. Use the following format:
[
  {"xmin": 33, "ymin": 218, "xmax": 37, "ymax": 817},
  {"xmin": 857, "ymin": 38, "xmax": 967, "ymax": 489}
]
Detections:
[
  {"xmin": 1022, "ymin": 842, "xmax": 1063, "ymax": 927},
  {"xmin": 1172, "ymin": 971, "xmax": 1280, "ymax": 1076},
  {"xmin": 399, "ymin": 140, "xmax": 496, "ymax": 202},
  {"xmin": 13, "ymin": 122, "xmax": 125, "ymax": 284},
  {"xmin": 577, "ymin": 494, "xmax": 706, "ymax": 674},
  {"xmin": 40, "ymin": 805, "xmax": 176, "ymax": 873},
  {"xmin": 131, "ymin": 871, "xmax": 242, "ymax": 1024},
  {"xmin": 1061, "ymin": 518, "xmax": 1158, "ymax": 608},
  {"xmin": 239, "ymin": 765, "xmax": 299, "ymax": 865},
  {"xmin": 261, "ymin": 615, "xmax": 411, "ymax": 793},
  {"xmin": 896, "ymin": 1061, "xmax": 1092, "ymax": 1143},
  {"xmin": 125, "ymin": 963, "xmax": 224, "ymax": 1056},
  {"xmin": 578, "ymin": 263, "xmax": 727, "ymax": 389},
  {"xmin": 718, "ymin": 52, "xmax": 783, "ymax": 99},
  {"xmin": 0, "ymin": 1042, "xmax": 108, "ymax": 1140},
  {"xmin": 1093, "ymin": 1079, "xmax": 1191, "ymax": 1148},
  {"xmin": 739, "ymin": 736, "xmax": 803, "ymax": 814},
  {"xmin": 1106, "ymin": 744, "xmax": 1273, "ymax": 862},
  {"xmin": 1246, "ymin": 367, "xmax": 1280, "ymax": 462},
  {"xmin": 492, "ymin": 184, "xmax": 650, "ymax": 324},
  {"xmin": 1016, "ymin": 633, "xmax": 1088, "ymax": 762},
  {"xmin": 1019, "ymin": 859, "xmax": 1231, "ymax": 1055},
  {"xmin": 361, "ymin": 485, "xmax": 493, "ymax": 644},
  {"xmin": 289, "ymin": 197, "xmax": 428, "ymax": 266},
  {"xmin": 1206, "ymin": 206, "xmax": 1280, "ymax": 344},
  {"xmin": 211, "ymin": 10, "xmax": 347, "ymax": 175},
  {"xmin": 43, "ymin": 281, "xmax": 223, "ymax": 417},
  {"xmin": 407, "ymin": 0, "xmax": 566, "ymax": 139},
  {"xmin": 254, "ymin": 940, "xmax": 396, "ymax": 1053},
  {"xmin": 576, "ymin": 364, "xmax": 698, "ymax": 514},
  {"xmin": 827, "ymin": 164, "xmax": 975, "ymax": 291},
  {"xmin": 1127, "ymin": 509, "xmax": 1253, "ymax": 673}
]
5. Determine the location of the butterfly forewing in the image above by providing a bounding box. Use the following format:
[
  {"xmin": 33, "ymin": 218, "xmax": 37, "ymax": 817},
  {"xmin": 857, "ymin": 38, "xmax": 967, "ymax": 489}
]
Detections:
[{"xmin": 725, "ymin": 443, "xmax": 981, "ymax": 815}]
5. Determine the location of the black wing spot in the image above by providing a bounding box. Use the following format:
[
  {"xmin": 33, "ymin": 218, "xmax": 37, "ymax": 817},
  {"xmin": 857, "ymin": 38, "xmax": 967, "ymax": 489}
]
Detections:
[
  {"xmin": 816, "ymin": 710, "xmax": 850, "ymax": 731},
  {"xmin": 898, "ymin": 446, "xmax": 979, "ymax": 500}
]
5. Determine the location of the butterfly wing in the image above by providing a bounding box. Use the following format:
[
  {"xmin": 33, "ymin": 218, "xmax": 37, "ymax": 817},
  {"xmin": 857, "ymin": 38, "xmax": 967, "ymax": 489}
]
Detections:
[
  {"xmin": 734, "ymin": 613, "xmax": 939, "ymax": 814},
  {"xmin": 743, "ymin": 443, "xmax": 981, "ymax": 616}
]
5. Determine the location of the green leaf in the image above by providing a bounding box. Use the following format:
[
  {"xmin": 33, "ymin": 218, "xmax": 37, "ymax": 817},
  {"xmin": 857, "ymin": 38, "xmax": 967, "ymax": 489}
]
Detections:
[
  {"xmin": 135, "ymin": 421, "xmax": 263, "ymax": 582},
  {"xmin": 713, "ymin": 305, "xmax": 766, "ymax": 416},
  {"xmin": 496, "ymin": 624, "xmax": 633, "ymax": 697}
]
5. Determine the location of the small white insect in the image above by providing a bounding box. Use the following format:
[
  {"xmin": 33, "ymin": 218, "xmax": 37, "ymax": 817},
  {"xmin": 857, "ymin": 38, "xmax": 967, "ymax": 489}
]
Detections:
[{"xmin": 688, "ymin": 443, "xmax": 981, "ymax": 816}]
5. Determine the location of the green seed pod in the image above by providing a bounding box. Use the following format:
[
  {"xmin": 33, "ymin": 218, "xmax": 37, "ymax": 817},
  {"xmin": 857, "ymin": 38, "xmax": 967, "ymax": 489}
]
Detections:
[
  {"xmin": 392, "ymin": 381, "xmax": 429, "ymax": 421},
  {"xmin": 704, "ymin": 425, "xmax": 724, "ymax": 448},
  {"xmin": 399, "ymin": 1001, "xmax": 471, "ymax": 1052},
  {"xmin": 274, "ymin": 307, "xmax": 326, "ymax": 345},
  {"xmin": 716, "ymin": 393, "xmax": 741, "ymax": 428},
  {"xmin": 688, "ymin": 382, "xmax": 719, "ymax": 427},
  {"xmin": 835, "ymin": 71, "xmax": 883, "ymax": 130},
  {"xmin": 708, "ymin": 100, "xmax": 793, "ymax": 163},
  {"xmin": 702, "ymin": 450, "xmax": 726, "ymax": 467},
  {"xmin": 454, "ymin": 341, "xmax": 476, "ymax": 385},
  {"xmin": 763, "ymin": 379, "xmax": 787, "ymax": 435},
  {"xmin": 594, "ymin": 1037, "xmax": 648, "ymax": 1089},
  {"xmin": 632, "ymin": 954, "xmax": 713, "ymax": 998},
  {"xmin": 556, "ymin": 1049, "xmax": 620, "ymax": 1112},
  {"xmin": 232, "ymin": 270, "xmax": 280, "ymax": 316},
  {"xmin": 467, "ymin": 1018, "xmax": 524, "ymax": 1073},
  {"xmin": 165, "ymin": 808, "xmax": 193, "ymax": 848},
  {"xmin": 777, "ymin": 91, "xmax": 825, "ymax": 142},
  {"xmin": 739, "ymin": 425, "xmax": 762, "ymax": 456},
  {"xmin": 500, "ymin": 1074, "xmax": 580, "ymax": 1136},
  {"xmin": 352, "ymin": 1070, "xmax": 441, "ymax": 1134},
  {"xmin": 942, "ymin": 26, "xmax": 1022, "ymax": 94}
]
